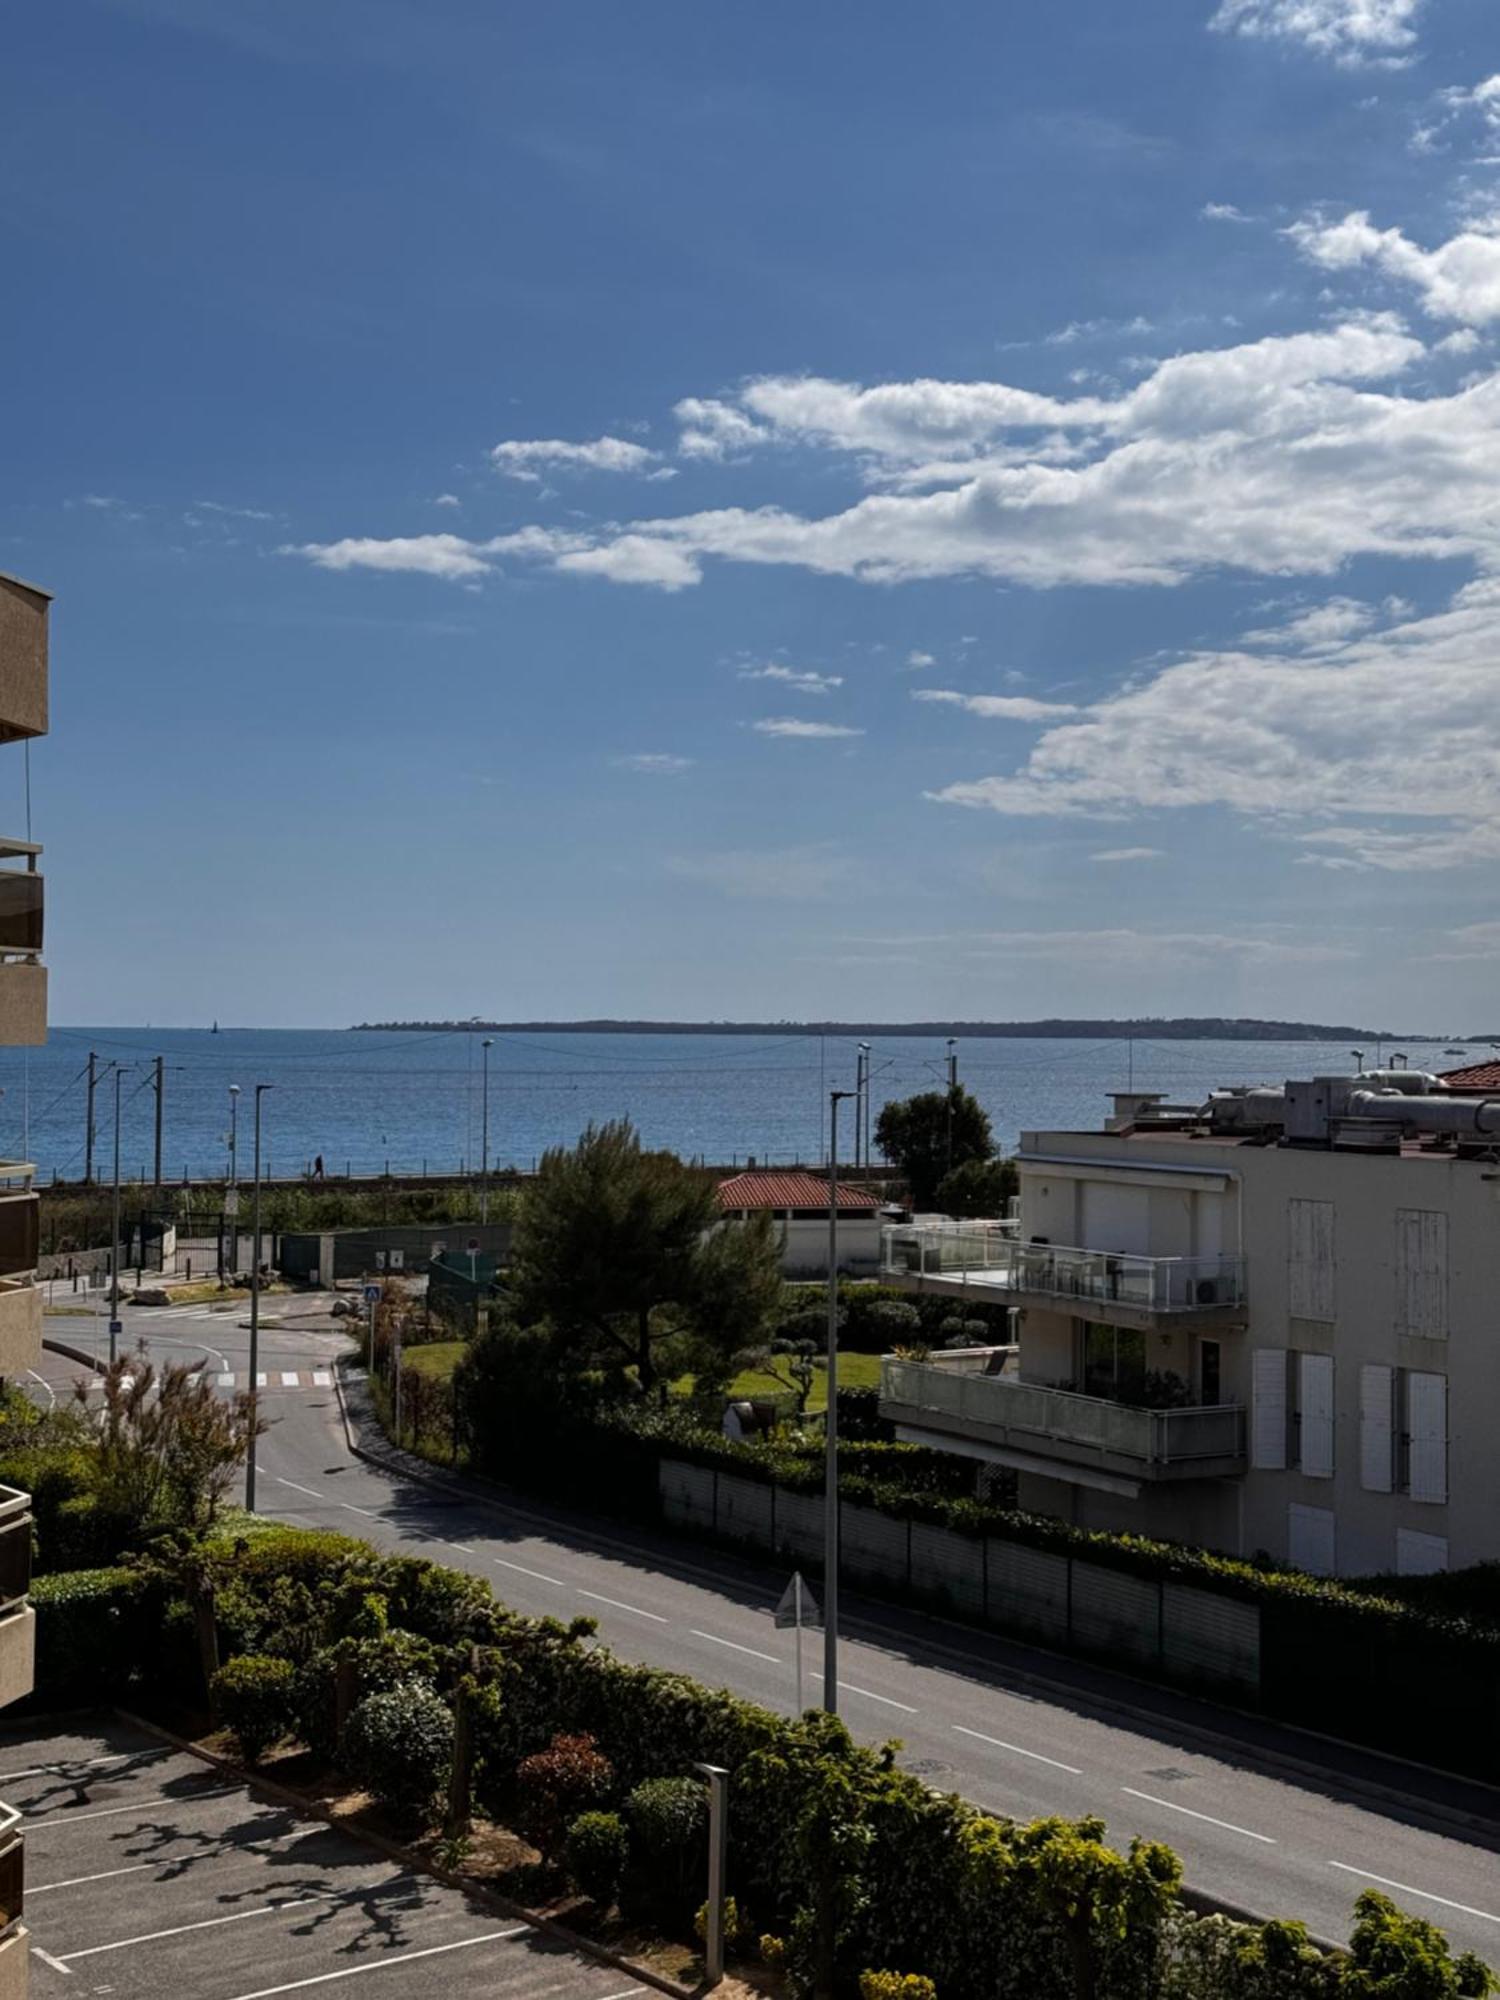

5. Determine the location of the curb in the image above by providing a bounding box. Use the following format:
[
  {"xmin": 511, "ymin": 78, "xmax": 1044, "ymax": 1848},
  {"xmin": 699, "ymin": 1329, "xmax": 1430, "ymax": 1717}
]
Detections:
[
  {"xmin": 115, "ymin": 1708, "xmax": 698, "ymax": 2000},
  {"xmin": 41, "ymin": 1335, "xmax": 104, "ymax": 1374},
  {"xmin": 329, "ymin": 1362, "xmax": 1500, "ymax": 1845}
]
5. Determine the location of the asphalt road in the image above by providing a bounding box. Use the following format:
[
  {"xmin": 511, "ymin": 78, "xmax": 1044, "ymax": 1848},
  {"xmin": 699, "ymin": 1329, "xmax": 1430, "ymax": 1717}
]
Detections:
[
  {"xmin": 32, "ymin": 1302, "xmax": 1500, "ymax": 1967},
  {"xmin": 11, "ymin": 1714, "xmax": 651, "ymax": 2000}
]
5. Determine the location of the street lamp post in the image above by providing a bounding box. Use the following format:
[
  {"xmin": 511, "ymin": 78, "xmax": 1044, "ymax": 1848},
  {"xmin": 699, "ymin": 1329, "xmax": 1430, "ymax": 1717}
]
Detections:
[
  {"xmin": 480, "ymin": 1038, "xmax": 494, "ymax": 1223},
  {"xmin": 225, "ymin": 1083, "xmax": 241, "ymax": 1280},
  {"xmin": 824, "ymin": 1087, "xmax": 855, "ymax": 1715},
  {"xmin": 945, "ymin": 1036, "xmax": 958, "ymax": 1180},
  {"xmin": 109, "ymin": 1062, "xmax": 128, "ymax": 1364},
  {"xmin": 855, "ymin": 1043, "xmax": 870, "ymax": 1173},
  {"xmin": 246, "ymin": 1083, "xmax": 274, "ymax": 1512}
]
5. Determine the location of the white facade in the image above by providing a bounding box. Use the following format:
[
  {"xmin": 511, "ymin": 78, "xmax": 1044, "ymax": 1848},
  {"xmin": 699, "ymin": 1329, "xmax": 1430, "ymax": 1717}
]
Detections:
[{"xmin": 1006, "ymin": 1120, "xmax": 1500, "ymax": 1577}]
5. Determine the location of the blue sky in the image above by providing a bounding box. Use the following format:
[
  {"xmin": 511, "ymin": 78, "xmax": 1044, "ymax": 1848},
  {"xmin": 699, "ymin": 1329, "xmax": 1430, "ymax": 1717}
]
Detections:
[{"xmin": 7, "ymin": 0, "xmax": 1500, "ymax": 1030}]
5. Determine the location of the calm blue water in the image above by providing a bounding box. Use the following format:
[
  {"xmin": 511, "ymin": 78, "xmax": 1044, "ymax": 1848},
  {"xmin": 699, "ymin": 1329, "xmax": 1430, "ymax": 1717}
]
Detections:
[{"xmin": 0, "ymin": 1027, "xmax": 1467, "ymax": 1183}]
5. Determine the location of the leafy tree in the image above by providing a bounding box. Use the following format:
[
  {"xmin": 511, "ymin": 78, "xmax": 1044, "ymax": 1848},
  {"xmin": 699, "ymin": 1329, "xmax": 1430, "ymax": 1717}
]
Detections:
[
  {"xmin": 874, "ymin": 1089, "xmax": 993, "ymax": 1211},
  {"xmin": 76, "ymin": 1354, "xmax": 264, "ymax": 1535},
  {"xmin": 1340, "ymin": 1889, "xmax": 1493, "ymax": 1999},
  {"xmin": 933, "ymin": 1155, "xmax": 1017, "ymax": 1220},
  {"xmin": 511, "ymin": 1120, "xmax": 781, "ymax": 1392},
  {"xmin": 745, "ymin": 1336, "xmax": 819, "ymax": 1415}
]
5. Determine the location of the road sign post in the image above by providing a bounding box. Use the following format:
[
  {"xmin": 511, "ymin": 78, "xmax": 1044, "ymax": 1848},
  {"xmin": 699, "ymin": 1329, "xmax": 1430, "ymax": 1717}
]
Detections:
[
  {"xmin": 694, "ymin": 1763, "xmax": 729, "ymax": 1988},
  {"xmin": 774, "ymin": 1571, "xmax": 821, "ymax": 1716}
]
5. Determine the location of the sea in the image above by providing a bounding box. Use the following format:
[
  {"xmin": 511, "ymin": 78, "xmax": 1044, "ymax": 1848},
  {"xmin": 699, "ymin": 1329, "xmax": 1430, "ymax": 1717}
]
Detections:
[{"xmin": 0, "ymin": 1026, "xmax": 1472, "ymax": 1185}]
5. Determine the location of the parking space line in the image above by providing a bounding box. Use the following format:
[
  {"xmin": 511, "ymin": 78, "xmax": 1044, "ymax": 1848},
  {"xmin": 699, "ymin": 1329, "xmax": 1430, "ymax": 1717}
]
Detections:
[
  {"xmin": 1121, "ymin": 1788, "xmax": 1276, "ymax": 1844},
  {"xmin": 30, "ymin": 1946, "xmax": 69, "ymax": 1976},
  {"xmin": 30, "ymin": 1862, "xmax": 153, "ymax": 1895},
  {"xmin": 29, "ymin": 1784, "xmax": 240, "ymax": 1827},
  {"xmin": 577, "ymin": 1590, "xmax": 668, "ymax": 1623},
  {"xmin": 227, "ymin": 1926, "xmax": 528, "ymax": 1999},
  {"xmin": 952, "ymin": 1725, "xmax": 1083, "ymax": 1775},
  {"xmin": 63, "ymin": 1894, "xmax": 327, "ymax": 1961},
  {"xmin": 0, "ymin": 1749, "xmax": 169, "ymax": 1786}
]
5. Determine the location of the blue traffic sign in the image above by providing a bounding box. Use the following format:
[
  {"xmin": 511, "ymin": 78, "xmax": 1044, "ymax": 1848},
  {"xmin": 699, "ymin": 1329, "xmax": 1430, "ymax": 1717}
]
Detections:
[
  {"xmin": 108, "ymin": 1319, "xmax": 123, "ymax": 1336},
  {"xmin": 363, "ymin": 1284, "xmax": 382, "ymax": 1304}
]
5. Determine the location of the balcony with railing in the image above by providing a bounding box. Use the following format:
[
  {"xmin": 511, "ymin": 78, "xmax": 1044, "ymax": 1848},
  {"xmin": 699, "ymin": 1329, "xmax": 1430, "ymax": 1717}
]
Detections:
[
  {"xmin": 0, "ymin": 842, "xmax": 43, "ymax": 1049},
  {"xmin": 881, "ymin": 1223, "xmax": 1245, "ymax": 1327},
  {"xmin": 0, "ymin": 1177, "xmax": 38, "ymax": 1377},
  {"xmin": 879, "ymin": 1350, "xmax": 1247, "ymax": 1483}
]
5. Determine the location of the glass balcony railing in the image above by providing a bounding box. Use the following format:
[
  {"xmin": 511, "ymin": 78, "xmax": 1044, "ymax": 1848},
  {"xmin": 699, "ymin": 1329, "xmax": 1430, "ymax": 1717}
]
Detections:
[
  {"xmin": 0, "ymin": 1196, "xmax": 37, "ymax": 1280},
  {"xmin": 880, "ymin": 1355, "xmax": 1246, "ymax": 1471},
  {"xmin": 0, "ymin": 845, "xmax": 41, "ymax": 959},
  {"xmin": 881, "ymin": 1224, "xmax": 1244, "ymax": 1312}
]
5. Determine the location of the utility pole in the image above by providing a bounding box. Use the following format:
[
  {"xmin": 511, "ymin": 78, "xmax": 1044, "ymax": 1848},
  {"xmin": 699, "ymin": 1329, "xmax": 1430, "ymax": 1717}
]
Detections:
[
  {"xmin": 824, "ymin": 1087, "xmax": 855, "ymax": 1716},
  {"xmin": 109, "ymin": 1062, "xmax": 128, "ymax": 1363},
  {"xmin": 945, "ymin": 1036, "xmax": 958, "ymax": 1180},
  {"xmin": 152, "ymin": 1055, "xmax": 165, "ymax": 1190},
  {"xmin": 246, "ymin": 1082, "xmax": 273, "ymax": 1512},
  {"xmin": 480, "ymin": 1037, "xmax": 493, "ymax": 1223},
  {"xmin": 855, "ymin": 1043, "xmax": 870, "ymax": 1175},
  {"xmin": 84, "ymin": 1050, "xmax": 97, "ymax": 1186}
]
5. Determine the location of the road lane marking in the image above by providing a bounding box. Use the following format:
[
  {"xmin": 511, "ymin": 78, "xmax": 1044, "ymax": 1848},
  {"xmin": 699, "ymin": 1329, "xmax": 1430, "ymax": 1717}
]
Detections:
[
  {"xmin": 225, "ymin": 1927, "xmax": 527, "ymax": 1999},
  {"xmin": 31, "ymin": 1946, "xmax": 69, "ymax": 1975},
  {"xmin": 280, "ymin": 1371, "xmax": 300, "ymax": 1387},
  {"xmin": 30, "ymin": 1863, "xmax": 153, "ymax": 1894},
  {"xmin": 218, "ymin": 1373, "xmax": 236, "ymax": 1388},
  {"xmin": 28, "ymin": 1786, "xmax": 240, "ymax": 1827},
  {"xmin": 62, "ymin": 1894, "xmax": 327, "ymax": 1960},
  {"xmin": 577, "ymin": 1590, "xmax": 669, "ymax": 1623},
  {"xmin": 447, "ymin": 1542, "xmax": 475, "ymax": 1554},
  {"xmin": 811, "ymin": 1673, "xmax": 917, "ymax": 1713},
  {"xmin": 1328, "ymin": 1862, "xmax": 1499, "ymax": 1923},
  {"xmin": 1120, "ymin": 1788, "xmax": 1275, "ymax": 1843},
  {"xmin": 272, "ymin": 1475, "xmax": 322, "ymax": 1499},
  {"xmin": 490, "ymin": 1556, "xmax": 566, "ymax": 1588},
  {"xmin": 313, "ymin": 1371, "xmax": 332, "ymax": 1386},
  {"xmin": 256, "ymin": 1372, "xmax": 268, "ymax": 1387},
  {"xmin": 340, "ymin": 1503, "xmax": 377, "ymax": 1517},
  {"xmin": 690, "ymin": 1630, "xmax": 779, "ymax": 1664},
  {"xmin": 952, "ymin": 1725, "xmax": 1083, "ymax": 1775}
]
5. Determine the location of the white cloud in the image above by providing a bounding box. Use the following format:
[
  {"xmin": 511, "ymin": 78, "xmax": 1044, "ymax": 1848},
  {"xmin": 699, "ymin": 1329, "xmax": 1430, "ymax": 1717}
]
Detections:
[
  {"xmin": 82, "ymin": 494, "xmax": 122, "ymax": 509},
  {"xmin": 1290, "ymin": 211, "xmax": 1500, "ymax": 325},
  {"xmin": 666, "ymin": 845, "xmax": 851, "ymax": 898},
  {"xmin": 1090, "ymin": 847, "xmax": 1166, "ymax": 863},
  {"xmin": 433, "ymin": 493, "xmax": 462, "ymax": 507},
  {"xmin": 1429, "ymin": 920, "xmax": 1500, "ymax": 960},
  {"xmin": 738, "ymin": 664, "xmax": 844, "ymax": 694},
  {"xmin": 612, "ymin": 752, "xmax": 695, "ymax": 774},
  {"xmin": 196, "ymin": 499, "xmax": 277, "ymax": 521},
  {"xmin": 1240, "ymin": 594, "xmax": 1385, "ymax": 649},
  {"xmin": 1202, "ymin": 202, "xmax": 1253, "ymax": 223},
  {"xmin": 674, "ymin": 397, "xmax": 772, "ymax": 460},
  {"xmin": 287, "ymin": 533, "xmax": 495, "ymax": 580},
  {"xmin": 490, "ymin": 435, "xmax": 660, "ymax": 480},
  {"xmin": 1209, "ymin": 0, "xmax": 1425, "ymax": 67},
  {"xmin": 750, "ymin": 718, "xmax": 863, "ymax": 739},
  {"xmin": 553, "ymin": 535, "xmax": 702, "ymax": 590},
  {"xmin": 914, "ymin": 689, "xmax": 1079, "ymax": 721},
  {"xmin": 906, "ymin": 650, "xmax": 938, "ymax": 669},
  {"xmin": 926, "ymin": 576, "xmax": 1500, "ymax": 872}
]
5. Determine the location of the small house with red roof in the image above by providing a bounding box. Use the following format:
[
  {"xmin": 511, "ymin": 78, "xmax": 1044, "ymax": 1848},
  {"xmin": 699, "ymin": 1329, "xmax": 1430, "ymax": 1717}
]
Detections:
[{"xmin": 716, "ymin": 1169, "xmax": 886, "ymax": 1277}]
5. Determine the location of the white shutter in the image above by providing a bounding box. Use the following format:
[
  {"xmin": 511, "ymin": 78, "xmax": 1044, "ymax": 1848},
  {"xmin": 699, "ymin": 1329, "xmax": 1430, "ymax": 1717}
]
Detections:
[
  {"xmin": 1288, "ymin": 1502, "xmax": 1336, "ymax": 1576},
  {"xmin": 1288, "ymin": 1199, "xmax": 1335, "ymax": 1321},
  {"xmin": 1396, "ymin": 1528, "xmax": 1448, "ymax": 1576},
  {"xmin": 1359, "ymin": 1365, "xmax": 1394, "ymax": 1493},
  {"xmin": 1251, "ymin": 1347, "xmax": 1288, "ymax": 1470},
  {"xmin": 1299, "ymin": 1353, "xmax": 1335, "ymax": 1478},
  {"xmin": 1395, "ymin": 1209, "xmax": 1447, "ymax": 1339},
  {"xmin": 1407, "ymin": 1371, "xmax": 1448, "ymax": 1504}
]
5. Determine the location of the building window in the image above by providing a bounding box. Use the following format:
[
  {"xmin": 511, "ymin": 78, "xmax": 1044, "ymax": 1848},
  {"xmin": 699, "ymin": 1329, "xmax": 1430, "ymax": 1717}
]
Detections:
[
  {"xmin": 1395, "ymin": 1209, "xmax": 1448, "ymax": 1339},
  {"xmin": 1404, "ymin": 1370, "xmax": 1448, "ymax": 1505},
  {"xmin": 1288, "ymin": 1501, "xmax": 1336, "ymax": 1575},
  {"xmin": 1079, "ymin": 1321, "xmax": 1146, "ymax": 1399},
  {"xmin": 1360, "ymin": 1364, "xmax": 1446, "ymax": 1503},
  {"xmin": 1251, "ymin": 1347, "xmax": 1288, "ymax": 1470},
  {"xmin": 1199, "ymin": 1338, "xmax": 1222, "ymax": 1407},
  {"xmin": 1287, "ymin": 1198, "xmax": 1335, "ymax": 1321},
  {"xmin": 1298, "ymin": 1353, "xmax": 1335, "ymax": 1479}
]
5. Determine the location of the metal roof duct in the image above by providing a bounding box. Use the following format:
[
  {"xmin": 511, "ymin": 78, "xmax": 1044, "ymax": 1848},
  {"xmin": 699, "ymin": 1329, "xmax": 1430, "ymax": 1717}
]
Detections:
[{"xmin": 1347, "ymin": 1090, "xmax": 1500, "ymax": 1138}]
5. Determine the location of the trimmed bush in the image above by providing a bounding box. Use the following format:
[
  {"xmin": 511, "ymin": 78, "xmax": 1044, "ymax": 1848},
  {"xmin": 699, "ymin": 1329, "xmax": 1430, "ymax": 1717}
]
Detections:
[
  {"xmin": 515, "ymin": 1732, "xmax": 615, "ymax": 1860},
  {"xmin": 212, "ymin": 1654, "xmax": 296, "ymax": 1763},
  {"xmin": 31, "ymin": 1566, "xmax": 154, "ymax": 1702},
  {"xmin": 342, "ymin": 1681, "xmax": 454, "ymax": 1824},
  {"xmin": 565, "ymin": 1809, "xmax": 629, "ymax": 1906},
  {"xmin": 293, "ymin": 1629, "xmax": 441, "ymax": 1763},
  {"xmin": 861, "ymin": 1975, "xmax": 936, "ymax": 2000},
  {"xmin": 624, "ymin": 1775, "xmax": 708, "ymax": 1925}
]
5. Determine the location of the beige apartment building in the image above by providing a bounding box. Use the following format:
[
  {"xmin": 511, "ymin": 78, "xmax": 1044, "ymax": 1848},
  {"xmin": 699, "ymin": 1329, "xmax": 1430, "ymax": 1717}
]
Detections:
[
  {"xmin": 879, "ymin": 1068, "xmax": 1500, "ymax": 1580},
  {"xmin": 0, "ymin": 571, "xmax": 50, "ymax": 1998}
]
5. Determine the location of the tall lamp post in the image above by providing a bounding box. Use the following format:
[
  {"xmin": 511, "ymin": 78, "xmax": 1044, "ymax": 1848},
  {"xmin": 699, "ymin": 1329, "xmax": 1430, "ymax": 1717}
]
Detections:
[
  {"xmin": 480, "ymin": 1037, "xmax": 494, "ymax": 1222},
  {"xmin": 109, "ymin": 1062, "xmax": 129, "ymax": 1364},
  {"xmin": 945, "ymin": 1036, "xmax": 958, "ymax": 1181},
  {"xmin": 854, "ymin": 1043, "xmax": 870, "ymax": 1173},
  {"xmin": 225, "ymin": 1083, "xmax": 241, "ymax": 1280},
  {"xmin": 824, "ymin": 1087, "xmax": 855, "ymax": 1715},
  {"xmin": 245, "ymin": 1083, "xmax": 274, "ymax": 1512}
]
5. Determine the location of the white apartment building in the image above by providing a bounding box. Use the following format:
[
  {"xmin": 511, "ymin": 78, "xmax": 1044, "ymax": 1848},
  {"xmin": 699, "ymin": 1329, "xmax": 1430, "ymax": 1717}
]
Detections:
[{"xmin": 878, "ymin": 1069, "xmax": 1500, "ymax": 1580}]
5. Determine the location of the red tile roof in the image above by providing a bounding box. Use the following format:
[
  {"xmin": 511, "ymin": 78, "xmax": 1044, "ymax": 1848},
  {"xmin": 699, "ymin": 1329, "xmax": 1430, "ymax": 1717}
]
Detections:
[
  {"xmin": 1439, "ymin": 1059, "xmax": 1500, "ymax": 1092},
  {"xmin": 717, "ymin": 1171, "xmax": 882, "ymax": 1211}
]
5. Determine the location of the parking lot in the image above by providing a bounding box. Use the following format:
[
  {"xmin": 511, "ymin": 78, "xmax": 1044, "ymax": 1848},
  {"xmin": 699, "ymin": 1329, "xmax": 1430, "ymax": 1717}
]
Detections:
[{"xmin": 9, "ymin": 1718, "xmax": 652, "ymax": 2000}]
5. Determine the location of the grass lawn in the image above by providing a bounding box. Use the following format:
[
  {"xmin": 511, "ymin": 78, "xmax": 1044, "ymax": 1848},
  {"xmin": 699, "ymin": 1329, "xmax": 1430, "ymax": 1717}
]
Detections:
[
  {"xmin": 401, "ymin": 1339, "xmax": 467, "ymax": 1380},
  {"xmin": 394, "ymin": 1339, "xmax": 881, "ymax": 1413}
]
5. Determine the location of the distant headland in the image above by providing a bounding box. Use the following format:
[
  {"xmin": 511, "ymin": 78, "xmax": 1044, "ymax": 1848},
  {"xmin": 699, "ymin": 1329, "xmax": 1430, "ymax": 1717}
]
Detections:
[{"xmin": 352, "ymin": 1016, "xmax": 1460, "ymax": 1042}]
